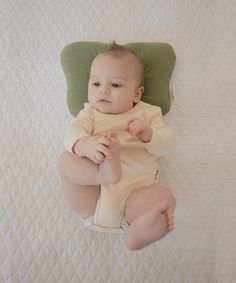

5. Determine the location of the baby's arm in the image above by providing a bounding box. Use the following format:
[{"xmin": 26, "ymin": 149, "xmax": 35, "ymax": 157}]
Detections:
[
  {"xmin": 64, "ymin": 103, "xmax": 112, "ymax": 163},
  {"xmin": 125, "ymin": 106, "xmax": 175, "ymax": 156}
]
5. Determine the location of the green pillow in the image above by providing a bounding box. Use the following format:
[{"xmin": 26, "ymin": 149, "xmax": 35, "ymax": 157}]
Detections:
[{"xmin": 61, "ymin": 41, "xmax": 176, "ymax": 116}]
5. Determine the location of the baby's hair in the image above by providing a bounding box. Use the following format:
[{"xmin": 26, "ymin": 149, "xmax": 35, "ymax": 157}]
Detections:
[
  {"xmin": 105, "ymin": 41, "xmax": 133, "ymax": 57},
  {"xmin": 100, "ymin": 41, "xmax": 144, "ymax": 86}
]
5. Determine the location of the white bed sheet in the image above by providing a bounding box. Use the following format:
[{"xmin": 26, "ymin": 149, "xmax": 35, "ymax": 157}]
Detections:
[{"xmin": 1, "ymin": 0, "xmax": 236, "ymax": 282}]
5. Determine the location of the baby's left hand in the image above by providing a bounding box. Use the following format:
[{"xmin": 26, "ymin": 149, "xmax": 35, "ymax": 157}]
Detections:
[{"xmin": 125, "ymin": 118, "xmax": 152, "ymax": 143}]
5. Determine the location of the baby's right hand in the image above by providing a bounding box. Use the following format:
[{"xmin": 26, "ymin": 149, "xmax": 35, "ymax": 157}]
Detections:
[{"xmin": 81, "ymin": 135, "xmax": 112, "ymax": 164}]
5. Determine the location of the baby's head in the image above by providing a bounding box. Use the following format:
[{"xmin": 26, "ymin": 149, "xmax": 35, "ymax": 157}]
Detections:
[{"xmin": 88, "ymin": 42, "xmax": 144, "ymax": 114}]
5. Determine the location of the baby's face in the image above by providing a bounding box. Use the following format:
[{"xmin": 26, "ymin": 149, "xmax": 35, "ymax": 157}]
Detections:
[{"xmin": 88, "ymin": 54, "xmax": 143, "ymax": 114}]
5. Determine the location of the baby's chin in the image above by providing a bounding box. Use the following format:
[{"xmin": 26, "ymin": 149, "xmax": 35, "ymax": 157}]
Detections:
[
  {"xmin": 96, "ymin": 107, "xmax": 121, "ymax": 115},
  {"xmin": 89, "ymin": 100, "xmax": 135, "ymax": 114},
  {"xmin": 94, "ymin": 104, "xmax": 130, "ymax": 115}
]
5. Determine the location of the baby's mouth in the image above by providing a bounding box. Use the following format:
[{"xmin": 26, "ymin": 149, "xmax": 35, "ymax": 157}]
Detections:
[{"xmin": 98, "ymin": 99, "xmax": 110, "ymax": 103}]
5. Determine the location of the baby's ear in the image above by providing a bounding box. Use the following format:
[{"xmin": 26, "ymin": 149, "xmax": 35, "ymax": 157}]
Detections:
[{"xmin": 134, "ymin": 86, "xmax": 144, "ymax": 102}]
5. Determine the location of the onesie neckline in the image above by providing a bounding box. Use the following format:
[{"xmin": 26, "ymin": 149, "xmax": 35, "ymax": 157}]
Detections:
[{"xmin": 93, "ymin": 101, "xmax": 145, "ymax": 117}]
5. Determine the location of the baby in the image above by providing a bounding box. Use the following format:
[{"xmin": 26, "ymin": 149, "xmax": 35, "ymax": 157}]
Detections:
[{"xmin": 57, "ymin": 42, "xmax": 176, "ymax": 251}]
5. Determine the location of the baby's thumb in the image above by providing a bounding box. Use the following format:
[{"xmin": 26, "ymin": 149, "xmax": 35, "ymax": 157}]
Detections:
[{"xmin": 121, "ymin": 118, "xmax": 135, "ymax": 132}]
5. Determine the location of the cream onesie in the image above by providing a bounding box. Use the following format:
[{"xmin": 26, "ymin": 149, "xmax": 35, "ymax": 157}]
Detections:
[{"xmin": 64, "ymin": 101, "xmax": 175, "ymax": 230}]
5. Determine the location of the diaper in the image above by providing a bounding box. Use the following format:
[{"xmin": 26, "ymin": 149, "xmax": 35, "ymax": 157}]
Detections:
[
  {"xmin": 82, "ymin": 174, "xmax": 157, "ymax": 232},
  {"xmin": 81, "ymin": 182, "xmax": 133, "ymax": 233},
  {"xmin": 83, "ymin": 215, "xmax": 130, "ymax": 233}
]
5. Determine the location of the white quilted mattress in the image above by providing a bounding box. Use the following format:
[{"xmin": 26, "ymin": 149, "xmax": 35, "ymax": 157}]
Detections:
[{"xmin": 1, "ymin": 0, "xmax": 236, "ymax": 282}]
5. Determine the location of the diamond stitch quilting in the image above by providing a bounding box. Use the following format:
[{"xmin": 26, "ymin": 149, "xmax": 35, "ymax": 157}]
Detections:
[{"xmin": 1, "ymin": 0, "xmax": 236, "ymax": 282}]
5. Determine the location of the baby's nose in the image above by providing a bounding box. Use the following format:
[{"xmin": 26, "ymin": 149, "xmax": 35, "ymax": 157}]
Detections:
[{"xmin": 101, "ymin": 84, "xmax": 110, "ymax": 94}]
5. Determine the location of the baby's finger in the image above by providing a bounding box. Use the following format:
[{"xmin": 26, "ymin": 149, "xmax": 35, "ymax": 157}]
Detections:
[
  {"xmin": 134, "ymin": 125, "xmax": 143, "ymax": 134},
  {"xmin": 129, "ymin": 124, "xmax": 143, "ymax": 135},
  {"xmin": 121, "ymin": 124, "xmax": 129, "ymax": 132},
  {"xmin": 129, "ymin": 119, "xmax": 143, "ymax": 128},
  {"xmin": 96, "ymin": 144, "xmax": 112, "ymax": 159},
  {"xmin": 97, "ymin": 136, "xmax": 111, "ymax": 147},
  {"xmin": 123, "ymin": 118, "xmax": 139, "ymax": 132},
  {"xmin": 126, "ymin": 117, "xmax": 137, "ymax": 125}
]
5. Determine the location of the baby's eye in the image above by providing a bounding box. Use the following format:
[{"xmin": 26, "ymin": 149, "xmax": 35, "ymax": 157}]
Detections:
[
  {"xmin": 92, "ymin": 82, "xmax": 100, "ymax": 87},
  {"xmin": 112, "ymin": 83, "xmax": 121, "ymax": 88}
]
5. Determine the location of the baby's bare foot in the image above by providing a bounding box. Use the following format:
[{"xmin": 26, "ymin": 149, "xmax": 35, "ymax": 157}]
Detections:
[
  {"xmin": 99, "ymin": 133, "xmax": 122, "ymax": 185},
  {"xmin": 107, "ymin": 133, "xmax": 121, "ymax": 154},
  {"xmin": 165, "ymin": 207, "xmax": 174, "ymax": 231},
  {"xmin": 124, "ymin": 201, "xmax": 174, "ymax": 251}
]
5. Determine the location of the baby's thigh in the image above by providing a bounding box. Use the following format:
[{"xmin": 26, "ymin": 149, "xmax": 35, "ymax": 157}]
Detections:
[
  {"xmin": 57, "ymin": 151, "xmax": 88, "ymax": 175},
  {"xmin": 57, "ymin": 151, "xmax": 100, "ymax": 218},
  {"xmin": 125, "ymin": 185, "xmax": 175, "ymax": 223}
]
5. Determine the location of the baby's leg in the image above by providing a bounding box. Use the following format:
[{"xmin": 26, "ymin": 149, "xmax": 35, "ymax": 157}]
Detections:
[
  {"xmin": 124, "ymin": 185, "xmax": 176, "ymax": 251},
  {"xmin": 58, "ymin": 147, "xmax": 121, "ymax": 187},
  {"xmin": 99, "ymin": 133, "xmax": 122, "ymax": 185},
  {"xmin": 58, "ymin": 151, "xmax": 103, "ymax": 186},
  {"xmin": 57, "ymin": 151, "xmax": 101, "ymax": 218},
  {"xmin": 57, "ymin": 146, "xmax": 121, "ymax": 218}
]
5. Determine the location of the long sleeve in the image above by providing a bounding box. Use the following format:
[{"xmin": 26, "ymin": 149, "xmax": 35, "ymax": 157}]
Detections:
[
  {"xmin": 144, "ymin": 106, "xmax": 176, "ymax": 156},
  {"xmin": 64, "ymin": 103, "xmax": 94, "ymax": 154}
]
